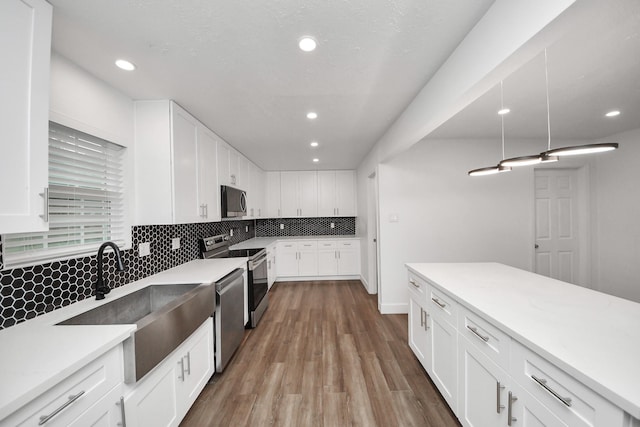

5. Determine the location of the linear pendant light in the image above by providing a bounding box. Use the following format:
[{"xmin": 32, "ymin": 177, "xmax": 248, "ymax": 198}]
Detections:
[{"xmin": 469, "ymin": 81, "xmax": 512, "ymax": 176}]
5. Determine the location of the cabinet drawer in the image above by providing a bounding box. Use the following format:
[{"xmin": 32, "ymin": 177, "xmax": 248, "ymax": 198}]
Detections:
[
  {"xmin": 510, "ymin": 341, "xmax": 624, "ymax": 427},
  {"xmin": 5, "ymin": 345, "xmax": 123, "ymax": 427},
  {"xmin": 428, "ymin": 286, "xmax": 457, "ymax": 325},
  {"xmin": 337, "ymin": 240, "xmax": 359, "ymax": 249},
  {"xmin": 408, "ymin": 272, "xmax": 428, "ymax": 302},
  {"xmin": 298, "ymin": 241, "xmax": 317, "ymax": 250},
  {"xmin": 458, "ymin": 306, "xmax": 510, "ymax": 369},
  {"xmin": 318, "ymin": 241, "xmax": 337, "ymax": 249}
]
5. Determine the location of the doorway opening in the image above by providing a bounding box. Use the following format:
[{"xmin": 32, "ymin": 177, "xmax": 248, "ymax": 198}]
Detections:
[{"xmin": 367, "ymin": 171, "xmax": 379, "ymax": 300}]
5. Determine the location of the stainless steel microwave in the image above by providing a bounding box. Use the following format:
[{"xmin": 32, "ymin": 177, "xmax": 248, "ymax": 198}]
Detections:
[{"xmin": 221, "ymin": 185, "xmax": 246, "ymax": 218}]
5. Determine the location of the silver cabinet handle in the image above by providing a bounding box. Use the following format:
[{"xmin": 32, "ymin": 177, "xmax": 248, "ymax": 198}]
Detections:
[
  {"xmin": 185, "ymin": 352, "xmax": 191, "ymax": 375},
  {"xmin": 431, "ymin": 297, "xmax": 446, "ymax": 309},
  {"xmin": 178, "ymin": 358, "xmax": 185, "ymax": 381},
  {"xmin": 409, "ymin": 279, "xmax": 419, "ymax": 288},
  {"xmin": 420, "ymin": 308, "xmax": 424, "ymax": 328},
  {"xmin": 424, "ymin": 311, "xmax": 429, "ymax": 331},
  {"xmin": 507, "ymin": 391, "xmax": 517, "ymax": 426},
  {"xmin": 531, "ymin": 375, "xmax": 572, "ymax": 407},
  {"xmin": 205, "ymin": 204, "xmax": 208, "ymax": 218},
  {"xmin": 496, "ymin": 381, "xmax": 505, "ymax": 413},
  {"xmin": 117, "ymin": 396, "xmax": 127, "ymax": 427},
  {"xmin": 39, "ymin": 187, "xmax": 49, "ymax": 222},
  {"xmin": 278, "ymin": 208, "xmax": 281, "ymax": 217},
  {"xmin": 466, "ymin": 325, "xmax": 490, "ymax": 342},
  {"xmin": 38, "ymin": 391, "xmax": 85, "ymax": 425}
]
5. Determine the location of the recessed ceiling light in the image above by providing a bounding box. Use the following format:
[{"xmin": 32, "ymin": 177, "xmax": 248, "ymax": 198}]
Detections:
[
  {"xmin": 310, "ymin": 141, "xmax": 319, "ymax": 147},
  {"xmin": 306, "ymin": 112, "xmax": 318, "ymax": 119},
  {"xmin": 115, "ymin": 59, "xmax": 136, "ymax": 71},
  {"xmin": 312, "ymin": 158, "xmax": 319, "ymax": 163},
  {"xmin": 299, "ymin": 36, "xmax": 317, "ymax": 52},
  {"xmin": 605, "ymin": 110, "xmax": 621, "ymax": 117},
  {"xmin": 497, "ymin": 108, "xmax": 511, "ymax": 115}
]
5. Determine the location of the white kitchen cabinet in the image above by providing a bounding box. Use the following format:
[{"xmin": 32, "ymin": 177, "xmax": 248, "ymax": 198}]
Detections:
[
  {"xmin": 2, "ymin": 345, "xmax": 124, "ymax": 427},
  {"xmin": 317, "ymin": 171, "xmax": 356, "ymax": 217},
  {"xmin": 237, "ymin": 154, "xmax": 249, "ymax": 191},
  {"xmin": 124, "ymin": 319, "xmax": 214, "ymax": 427},
  {"xmin": 134, "ymin": 101, "xmax": 218, "ymax": 224},
  {"xmin": 317, "ymin": 240, "xmax": 361, "ymax": 276},
  {"xmin": 267, "ymin": 244, "xmax": 277, "ymax": 289},
  {"xmin": 67, "ymin": 385, "xmax": 124, "ymax": 427},
  {"xmin": 247, "ymin": 162, "xmax": 265, "ymax": 218},
  {"xmin": 430, "ymin": 311, "xmax": 458, "ymax": 412},
  {"xmin": 275, "ymin": 241, "xmax": 318, "ymax": 277},
  {"xmin": 408, "ymin": 296, "xmax": 430, "ymax": 368},
  {"xmin": 197, "ymin": 126, "xmax": 221, "ymax": 222},
  {"xmin": 0, "ymin": 0, "xmax": 51, "ymax": 234},
  {"xmin": 265, "ymin": 172, "xmax": 282, "ymax": 217},
  {"xmin": 217, "ymin": 141, "xmax": 231, "ymax": 187},
  {"xmin": 317, "ymin": 241, "xmax": 338, "ymax": 275},
  {"xmin": 280, "ymin": 171, "xmax": 317, "ymax": 217}
]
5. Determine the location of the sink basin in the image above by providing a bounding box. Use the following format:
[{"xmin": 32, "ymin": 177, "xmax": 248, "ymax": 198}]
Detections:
[{"xmin": 58, "ymin": 283, "xmax": 215, "ymax": 383}]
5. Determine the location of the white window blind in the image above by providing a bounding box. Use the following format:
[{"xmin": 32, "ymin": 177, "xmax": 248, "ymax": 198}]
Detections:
[{"xmin": 3, "ymin": 122, "xmax": 125, "ymax": 267}]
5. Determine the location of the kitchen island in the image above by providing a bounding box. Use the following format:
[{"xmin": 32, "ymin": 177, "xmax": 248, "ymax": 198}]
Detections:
[
  {"xmin": 0, "ymin": 258, "xmax": 246, "ymax": 425},
  {"xmin": 406, "ymin": 262, "xmax": 640, "ymax": 426}
]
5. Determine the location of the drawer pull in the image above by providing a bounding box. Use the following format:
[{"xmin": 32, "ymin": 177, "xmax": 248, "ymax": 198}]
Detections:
[
  {"xmin": 531, "ymin": 375, "xmax": 573, "ymax": 407},
  {"xmin": 117, "ymin": 396, "xmax": 127, "ymax": 427},
  {"xmin": 409, "ymin": 279, "xmax": 419, "ymax": 288},
  {"xmin": 466, "ymin": 325, "xmax": 490, "ymax": 342},
  {"xmin": 507, "ymin": 391, "xmax": 518, "ymax": 426},
  {"xmin": 496, "ymin": 381, "xmax": 505, "ymax": 413},
  {"xmin": 431, "ymin": 297, "xmax": 446, "ymax": 309},
  {"xmin": 38, "ymin": 391, "xmax": 85, "ymax": 425}
]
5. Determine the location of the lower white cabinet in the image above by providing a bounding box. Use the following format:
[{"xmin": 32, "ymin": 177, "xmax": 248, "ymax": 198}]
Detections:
[
  {"xmin": 123, "ymin": 318, "xmax": 214, "ymax": 427},
  {"xmin": 276, "ymin": 241, "xmax": 318, "ymax": 277},
  {"xmin": 276, "ymin": 239, "xmax": 361, "ymax": 279},
  {"xmin": 68, "ymin": 385, "xmax": 125, "ymax": 427},
  {"xmin": 2, "ymin": 345, "xmax": 124, "ymax": 427},
  {"xmin": 266, "ymin": 244, "xmax": 277, "ymax": 289},
  {"xmin": 407, "ymin": 267, "xmax": 632, "ymax": 427}
]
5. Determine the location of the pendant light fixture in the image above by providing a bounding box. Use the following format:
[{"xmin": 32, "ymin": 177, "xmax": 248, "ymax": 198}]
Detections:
[
  {"xmin": 468, "ymin": 81, "xmax": 512, "ymax": 176},
  {"xmin": 539, "ymin": 48, "xmax": 618, "ymax": 158}
]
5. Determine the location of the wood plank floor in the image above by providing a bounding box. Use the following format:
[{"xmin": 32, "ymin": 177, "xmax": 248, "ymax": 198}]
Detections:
[{"xmin": 180, "ymin": 280, "xmax": 460, "ymax": 427}]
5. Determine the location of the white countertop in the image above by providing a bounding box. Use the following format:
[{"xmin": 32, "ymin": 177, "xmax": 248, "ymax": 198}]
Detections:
[
  {"xmin": 0, "ymin": 258, "xmax": 247, "ymax": 420},
  {"xmin": 230, "ymin": 235, "xmax": 360, "ymax": 250},
  {"xmin": 405, "ymin": 262, "xmax": 640, "ymax": 418}
]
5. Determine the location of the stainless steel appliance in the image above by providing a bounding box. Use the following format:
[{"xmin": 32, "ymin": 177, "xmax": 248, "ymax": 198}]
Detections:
[
  {"xmin": 214, "ymin": 268, "xmax": 245, "ymax": 372},
  {"xmin": 201, "ymin": 234, "xmax": 269, "ymax": 329},
  {"xmin": 220, "ymin": 185, "xmax": 247, "ymax": 218}
]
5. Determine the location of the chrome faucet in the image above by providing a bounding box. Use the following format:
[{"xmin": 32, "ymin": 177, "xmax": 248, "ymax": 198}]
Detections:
[{"xmin": 95, "ymin": 241, "xmax": 125, "ymax": 300}]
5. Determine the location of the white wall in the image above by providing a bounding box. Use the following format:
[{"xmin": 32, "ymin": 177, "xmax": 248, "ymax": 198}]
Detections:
[
  {"xmin": 49, "ymin": 51, "xmax": 134, "ymax": 147},
  {"xmin": 376, "ymin": 138, "xmax": 540, "ymax": 313},
  {"xmin": 592, "ymin": 128, "xmax": 640, "ymax": 302}
]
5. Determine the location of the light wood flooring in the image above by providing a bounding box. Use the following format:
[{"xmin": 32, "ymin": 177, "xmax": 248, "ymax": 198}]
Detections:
[{"xmin": 180, "ymin": 280, "xmax": 460, "ymax": 427}]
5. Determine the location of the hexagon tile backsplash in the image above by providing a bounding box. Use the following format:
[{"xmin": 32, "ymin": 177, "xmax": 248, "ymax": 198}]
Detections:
[{"xmin": 0, "ymin": 220, "xmax": 254, "ymax": 330}]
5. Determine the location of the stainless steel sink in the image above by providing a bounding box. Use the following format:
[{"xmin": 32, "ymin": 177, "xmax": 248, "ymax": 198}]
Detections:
[{"xmin": 58, "ymin": 283, "xmax": 215, "ymax": 383}]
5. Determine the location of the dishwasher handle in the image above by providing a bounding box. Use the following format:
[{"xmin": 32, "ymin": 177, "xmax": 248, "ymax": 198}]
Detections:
[{"xmin": 216, "ymin": 268, "xmax": 244, "ymax": 294}]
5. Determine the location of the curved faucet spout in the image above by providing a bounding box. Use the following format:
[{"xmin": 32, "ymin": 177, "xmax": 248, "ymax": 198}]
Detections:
[{"xmin": 95, "ymin": 241, "xmax": 125, "ymax": 300}]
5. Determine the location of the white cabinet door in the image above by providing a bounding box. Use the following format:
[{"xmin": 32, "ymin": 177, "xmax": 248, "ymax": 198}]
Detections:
[
  {"xmin": 171, "ymin": 103, "xmax": 201, "ymax": 224},
  {"xmin": 458, "ymin": 335, "xmax": 508, "ymax": 427},
  {"xmin": 408, "ymin": 297, "xmax": 430, "ymax": 369},
  {"xmin": 280, "ymin": 172, "xmax": 298, "ymax": 217},
  {"xmin": 336, "ymin": 241, "xmax": 360, "ymax": 275},
  {"xmin": 276, "ymin": 242, "xmax": 299, "ymax": 276},
  {"xmin": 297, "ymin": 241, "xmax": 318, "ymax": 276},
  {"xmin": 430, "ymin": 313, "xmax": 458, "ymax": 413},
  {"xmin": 217, "ymin": 141, "xmax": 231, "ymax": 187},
  {"xmin": 68, "ymin": 385, "xmax": 124, "ymax": 427},
  {"xmin": 317, "ymin": 241, "xmax": 338, "ymax": 276},
  {"xmin": 298, "ymin": 171, "xmax": 318, "ymax": 217},
  {"xmin": 197, "ymin": 127, "xmax": 220, "ymax": 222},
  {"xmin": 335, "ymin": 170, "xmax": 356, "ymax": 216},
  {"xmin": 267, "ymin": 245, "xmax": 276, "ymax": 289},
  {"xmin": 236, "ymin": 154, "xmax": 249, "ymax": 191},
  {"xmin": 176, "ymin": 319, "xmax": 214, "ymax": 417},
  {"xmin": 509, "ymin": 382, "xmax": 568, "ymax": 427},
  {"xmin": 229, "ymin": 149, "xmax": 240, "ymax": 187},
  {"xmin": 0, "ymin": 0, "xmax": 51, "ymax": 234},
  {"xmin": 124, "ymin": 361, "xmax": 179, "ymax": 427},
  {"xmin": 265, "ymin": 172, "xmax": 281, "ymax": 217},
  {"xmin": 317, "ymin": 171, "xmax": 337, "ymax": 217},
  {"xmin": 247, "ymin": 162, "xmax": 265, "ymax": 218}
]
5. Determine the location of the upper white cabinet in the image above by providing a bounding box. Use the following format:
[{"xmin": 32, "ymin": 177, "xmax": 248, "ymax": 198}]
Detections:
[
  {"xmin": 265, "ymin": 172, "xmax": 282, "ymax": 217},
  {"xmin": 134, "ymin": 101, "xmax": 220, "ymax": 224},
  {"xmin": 0, "ymin": 0, "xmax": 52, "ymax": 234},
  {"xmin": 217, "ymin": 142, "xmax": 249, "ymax": 191},
  {"xmin": 317, "ymin": 171, "xmax": 356, "ymax": 217},
  {"xmin": 247, "ymin": 162, "xmax": 265, "ymax": 218},
  {"xmin": 280, "ymin": 171, "xmax": 317, "ymax": 217}
]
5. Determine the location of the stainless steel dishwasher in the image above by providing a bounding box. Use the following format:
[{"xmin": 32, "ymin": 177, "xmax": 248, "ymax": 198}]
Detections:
[{"xmin": 215, "ymin": 268, "xmax": 245, "ymax": 372}]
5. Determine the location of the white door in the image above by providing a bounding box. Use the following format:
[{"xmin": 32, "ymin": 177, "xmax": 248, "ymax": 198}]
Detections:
[{"xmin": 534, "ymin": 169, "xmax": 581, "ymax": 284}]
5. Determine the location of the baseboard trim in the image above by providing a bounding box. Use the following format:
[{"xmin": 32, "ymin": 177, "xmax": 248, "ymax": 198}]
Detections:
[
  {"xmin": 275, "ymin": 275, "xmax": 360, "ymax": 282},
  {"xmin": 379, "ymin": 302, "xmax": 408, "ymax": 314}
]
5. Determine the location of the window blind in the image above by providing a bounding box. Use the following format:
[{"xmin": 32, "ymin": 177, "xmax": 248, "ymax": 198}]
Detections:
[{"xmin": 3, "ymin": 122, "xmax": 125, "ymax": 267}]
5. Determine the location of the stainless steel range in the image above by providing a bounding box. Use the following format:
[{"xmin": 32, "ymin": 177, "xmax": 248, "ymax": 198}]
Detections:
[{"xmin": 200, "ymin": 234, "xmax": 269, "ymax": 329}]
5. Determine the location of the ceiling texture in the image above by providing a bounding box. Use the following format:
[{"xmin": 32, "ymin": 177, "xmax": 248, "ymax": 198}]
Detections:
[{"xmin": 49, "ymin": 0, "xmax": 639, "ymax": 170}]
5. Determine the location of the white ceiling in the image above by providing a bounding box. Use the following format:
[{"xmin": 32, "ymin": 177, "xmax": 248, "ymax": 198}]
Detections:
[
  {"xmin": 428, "ymin": 0, "xmax": 640, "ymax": 148},
  {"xmin": 49, "ymin": 0, "xmax": 495, "ymax": 171}
]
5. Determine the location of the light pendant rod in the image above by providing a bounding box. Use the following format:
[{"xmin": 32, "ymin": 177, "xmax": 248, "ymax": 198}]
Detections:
[
  {"xmin": 540, "ymin": 48, "xmax": 559, "ymax": 164},
  {"xmin": 468, "ymin": 81, "xmax": 512, "ymax": 176}
]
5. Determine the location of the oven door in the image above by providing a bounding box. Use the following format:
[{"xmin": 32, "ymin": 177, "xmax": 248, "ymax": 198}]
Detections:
[{"xmin": 249, "ymin": 253, "xmax": 268, "ymax": 312}]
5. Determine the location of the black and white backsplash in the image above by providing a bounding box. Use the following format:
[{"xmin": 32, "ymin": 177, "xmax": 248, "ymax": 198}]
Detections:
[
  {"xmin": 256, "ymin": 217, "xmax": 355, "ymax": 237},
  {"xmin": 0, "ymin": 221, "xmax": 254, "ymax": 329}
]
